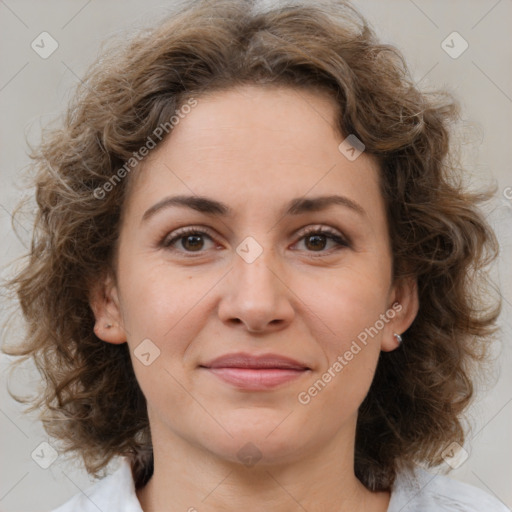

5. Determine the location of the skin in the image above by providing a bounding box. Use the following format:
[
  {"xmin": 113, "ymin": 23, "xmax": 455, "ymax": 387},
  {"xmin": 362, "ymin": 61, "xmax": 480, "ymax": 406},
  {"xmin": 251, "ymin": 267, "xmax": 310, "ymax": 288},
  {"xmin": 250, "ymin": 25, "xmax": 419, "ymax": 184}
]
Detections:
[{"xmin": 90, "ymin": 84, "xmax": 419, "ymax": 512}]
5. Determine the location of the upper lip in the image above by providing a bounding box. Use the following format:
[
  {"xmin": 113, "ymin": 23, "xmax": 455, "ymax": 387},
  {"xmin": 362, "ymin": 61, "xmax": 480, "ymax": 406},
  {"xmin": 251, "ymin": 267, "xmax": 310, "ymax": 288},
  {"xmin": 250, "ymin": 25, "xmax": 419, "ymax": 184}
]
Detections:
[{"xmin": 200, "ymin": 352, "xmax": 310, "ymax": 370}]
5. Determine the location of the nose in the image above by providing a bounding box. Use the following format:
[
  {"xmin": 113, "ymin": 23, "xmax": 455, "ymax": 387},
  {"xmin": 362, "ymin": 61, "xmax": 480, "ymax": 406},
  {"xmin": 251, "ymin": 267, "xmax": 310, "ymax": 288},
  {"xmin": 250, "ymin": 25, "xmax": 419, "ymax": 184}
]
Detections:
[{"xmin": 217, "ymin": 247, "xmax": 295, "ymax": 334}]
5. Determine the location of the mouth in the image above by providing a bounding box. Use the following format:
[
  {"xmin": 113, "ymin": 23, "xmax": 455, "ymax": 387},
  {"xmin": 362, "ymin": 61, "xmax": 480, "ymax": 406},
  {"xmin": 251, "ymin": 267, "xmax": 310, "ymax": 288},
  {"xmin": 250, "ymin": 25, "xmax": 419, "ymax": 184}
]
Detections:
[{"xmin": 199, "ymin": 352, "xmax": 311, "ymax": 391}]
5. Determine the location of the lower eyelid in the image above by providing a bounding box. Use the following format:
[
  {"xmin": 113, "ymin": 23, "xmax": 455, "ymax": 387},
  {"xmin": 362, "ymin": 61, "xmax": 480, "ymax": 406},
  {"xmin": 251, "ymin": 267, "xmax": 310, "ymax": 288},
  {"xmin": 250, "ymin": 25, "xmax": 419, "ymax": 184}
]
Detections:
[
  {"xmin": 162, "ymin": 235, "xmax": 349, "ymax": 256},
  {"xmin": 160, "ymin": 225, "xmax": 350, "ymax": 252},
  {"xmin": 294, "ymin": 234, "xmax": 350, "ymax": 252},
  {"xmin": 296, "ymin": 227, "xmax": 350, "ymax": 245},
  {"xmin": 161, "ymin": 232, "xmax": 215, "ymax": 249}
]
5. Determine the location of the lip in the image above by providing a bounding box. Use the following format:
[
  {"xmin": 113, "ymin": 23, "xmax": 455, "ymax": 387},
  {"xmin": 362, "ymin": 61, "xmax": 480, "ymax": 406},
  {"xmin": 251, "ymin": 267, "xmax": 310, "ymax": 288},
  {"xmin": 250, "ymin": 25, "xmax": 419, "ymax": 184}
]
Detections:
[
  {"xmin": 201, "ymin": 352, "xmax": 310, "ymax": 370},
  {"xmin": 199, "ymin": 352, "xmax": 311, "ymax": 391}
]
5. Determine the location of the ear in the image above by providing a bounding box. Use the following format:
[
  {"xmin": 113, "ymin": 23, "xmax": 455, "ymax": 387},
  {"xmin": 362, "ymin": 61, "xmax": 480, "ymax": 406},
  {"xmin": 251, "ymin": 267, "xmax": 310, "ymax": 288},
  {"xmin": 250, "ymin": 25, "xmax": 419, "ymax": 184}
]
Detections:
[
  {"xmin": 381, "ymin": 275, "xmax": 419, "ymax": 352},
  {"xmin": 88, "ymin": 271, "xmax": 127, "ymax": 345}
]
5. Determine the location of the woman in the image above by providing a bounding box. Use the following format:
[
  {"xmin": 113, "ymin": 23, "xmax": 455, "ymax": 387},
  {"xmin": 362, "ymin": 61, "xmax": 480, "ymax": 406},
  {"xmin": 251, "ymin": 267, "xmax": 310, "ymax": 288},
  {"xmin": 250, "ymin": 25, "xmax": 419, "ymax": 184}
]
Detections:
[{"xmin": 3, "ymin": 0, "xmax": 507, "ymax": 510}]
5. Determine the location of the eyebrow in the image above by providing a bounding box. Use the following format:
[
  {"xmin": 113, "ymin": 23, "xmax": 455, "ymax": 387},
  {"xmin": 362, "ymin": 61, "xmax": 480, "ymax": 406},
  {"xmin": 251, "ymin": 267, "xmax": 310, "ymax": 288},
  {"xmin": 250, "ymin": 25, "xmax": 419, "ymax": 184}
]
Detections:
[{"xmin": 141, "ymin": 194, "xmax": 366, "ymax": 224}]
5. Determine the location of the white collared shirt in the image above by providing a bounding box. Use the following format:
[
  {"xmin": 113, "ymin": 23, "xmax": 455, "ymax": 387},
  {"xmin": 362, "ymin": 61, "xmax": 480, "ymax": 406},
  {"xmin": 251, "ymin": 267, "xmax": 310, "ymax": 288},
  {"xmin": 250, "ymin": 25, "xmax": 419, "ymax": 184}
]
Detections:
[{"xmin": 50, "ymin": 456, "xmax": 510, "ymax": 511}]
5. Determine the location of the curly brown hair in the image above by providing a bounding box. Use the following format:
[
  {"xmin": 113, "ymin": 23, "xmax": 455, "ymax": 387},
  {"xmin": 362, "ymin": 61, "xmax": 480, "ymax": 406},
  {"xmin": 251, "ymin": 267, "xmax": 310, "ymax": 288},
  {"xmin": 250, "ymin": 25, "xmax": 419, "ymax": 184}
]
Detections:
[{"xmin": 2, "ymin": 0, "xmax": 501, "ymax": 493}]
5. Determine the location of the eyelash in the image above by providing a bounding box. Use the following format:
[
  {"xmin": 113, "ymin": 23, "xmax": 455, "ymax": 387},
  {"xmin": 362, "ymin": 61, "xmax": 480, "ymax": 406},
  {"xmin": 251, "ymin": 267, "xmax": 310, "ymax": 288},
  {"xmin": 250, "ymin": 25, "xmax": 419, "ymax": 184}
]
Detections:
[{"xmin": 160, "ymin": 225, "xmax": 351, "ymax": 257}]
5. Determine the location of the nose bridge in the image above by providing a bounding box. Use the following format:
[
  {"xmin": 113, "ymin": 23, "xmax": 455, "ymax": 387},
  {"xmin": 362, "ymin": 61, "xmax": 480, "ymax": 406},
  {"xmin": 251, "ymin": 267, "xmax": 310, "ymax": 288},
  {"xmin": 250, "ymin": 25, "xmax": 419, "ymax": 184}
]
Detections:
[
  {"xmin": 234, "ymin": 237, "xmax": 282, "ymax": 304},
  {"xmin": 217, "ymin": 235, "xmax": 294, "ymax": 331},
  {"xmin": 236, "ymin": 240, "xmax": 279, "ymax": 293}
]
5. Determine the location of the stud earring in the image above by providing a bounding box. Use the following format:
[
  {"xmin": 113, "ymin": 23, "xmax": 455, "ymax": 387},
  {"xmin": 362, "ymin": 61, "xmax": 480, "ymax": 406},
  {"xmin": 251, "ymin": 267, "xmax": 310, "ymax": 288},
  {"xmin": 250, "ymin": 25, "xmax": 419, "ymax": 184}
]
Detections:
[{"xmin": 394, "ymin": 333, "xmax": 402, "ymax": 345}]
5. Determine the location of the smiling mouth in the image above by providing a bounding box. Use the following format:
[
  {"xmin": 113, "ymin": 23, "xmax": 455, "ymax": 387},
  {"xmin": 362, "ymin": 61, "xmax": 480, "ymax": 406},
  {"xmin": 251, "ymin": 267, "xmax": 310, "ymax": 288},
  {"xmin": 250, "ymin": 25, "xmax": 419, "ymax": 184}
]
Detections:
[{"xmin": 199, "ymin": 352, "xmax": 311, "ymax": 391}]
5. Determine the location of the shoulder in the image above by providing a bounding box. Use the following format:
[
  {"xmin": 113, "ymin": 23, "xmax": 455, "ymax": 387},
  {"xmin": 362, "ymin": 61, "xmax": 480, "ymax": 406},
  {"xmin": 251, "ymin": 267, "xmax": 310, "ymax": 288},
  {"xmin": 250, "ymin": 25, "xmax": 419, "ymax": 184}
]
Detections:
[
  {"xmin": 388, "ymin": 466, "xmax": 510, "ymax": 512},
  {"xmin": 50, "ymin": 457, "xmax": 143, "ymax": 512}
]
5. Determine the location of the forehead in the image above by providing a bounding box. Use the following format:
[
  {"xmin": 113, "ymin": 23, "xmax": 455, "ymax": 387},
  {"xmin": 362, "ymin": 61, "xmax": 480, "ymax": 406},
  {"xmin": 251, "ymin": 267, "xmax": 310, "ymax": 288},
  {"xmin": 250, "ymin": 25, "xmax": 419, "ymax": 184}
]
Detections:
[{"xmin": 124, "ymin": 84, "xmax": 383, "ymax": 222}]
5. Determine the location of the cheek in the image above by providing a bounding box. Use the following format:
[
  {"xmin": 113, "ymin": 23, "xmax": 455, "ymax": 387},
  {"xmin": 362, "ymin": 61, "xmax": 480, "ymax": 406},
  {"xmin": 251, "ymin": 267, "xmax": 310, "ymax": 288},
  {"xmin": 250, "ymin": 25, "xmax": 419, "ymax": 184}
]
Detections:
[
  {"xmin": 294, "ymin": 264, "xmax": 389, "ymax": 399},
  {"xmin": 118, "ymin": 267, "xmax": 208, "ymax": 415},
  {"xmin": 118, "ymin": 256, "xmax": 203, "ymax": 340},
  {"xmin": 299, "ymin": 263, "xmax": 390, "ymax": 343}
]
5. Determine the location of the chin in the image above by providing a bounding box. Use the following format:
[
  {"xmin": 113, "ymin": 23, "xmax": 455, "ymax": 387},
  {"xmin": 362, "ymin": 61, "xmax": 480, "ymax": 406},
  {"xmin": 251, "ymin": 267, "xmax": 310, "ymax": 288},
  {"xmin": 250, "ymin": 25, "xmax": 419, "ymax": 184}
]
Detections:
[
  {"xmin": 197, "ymin": 414, "xmax": 313, "ymax": 467},
  {"xmin": 207, "ymin": 435, "xmax": 306, "ymax": 468}
]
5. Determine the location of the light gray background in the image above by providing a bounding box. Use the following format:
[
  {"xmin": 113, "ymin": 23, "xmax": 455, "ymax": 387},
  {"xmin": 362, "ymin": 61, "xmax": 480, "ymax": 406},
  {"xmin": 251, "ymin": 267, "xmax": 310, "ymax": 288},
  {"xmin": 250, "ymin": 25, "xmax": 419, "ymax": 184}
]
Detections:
[{"xmin": 1, "ymin": 1, "xmax": 511, "ymax": 511}]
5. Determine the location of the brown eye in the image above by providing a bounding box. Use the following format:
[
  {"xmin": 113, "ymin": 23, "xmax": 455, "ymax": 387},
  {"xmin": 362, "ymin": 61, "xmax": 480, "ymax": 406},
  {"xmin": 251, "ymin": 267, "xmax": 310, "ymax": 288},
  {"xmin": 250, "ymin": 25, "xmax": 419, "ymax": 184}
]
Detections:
[
  {"xmin": 304, "ymin": 234, "xmax": 329, "ymax": 251},
  {"xmin": 180, "ymin": 234, "xmax": 205, "ymax": 251},
  {"xmin": 161, "ymin": 228, "xmax": 216, "ymax": 253},
  {"xmin": 294, "ymin": 227, "xmax": 350, "ymax": 254}
]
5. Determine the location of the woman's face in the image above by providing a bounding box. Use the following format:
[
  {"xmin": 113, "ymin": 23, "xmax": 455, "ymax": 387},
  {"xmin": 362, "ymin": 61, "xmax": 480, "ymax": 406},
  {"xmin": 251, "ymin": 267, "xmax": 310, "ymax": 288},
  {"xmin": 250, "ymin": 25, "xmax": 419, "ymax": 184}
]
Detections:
[{"xmin": 93, "ymin": 85, "xmax": 417, "ymax": 466}]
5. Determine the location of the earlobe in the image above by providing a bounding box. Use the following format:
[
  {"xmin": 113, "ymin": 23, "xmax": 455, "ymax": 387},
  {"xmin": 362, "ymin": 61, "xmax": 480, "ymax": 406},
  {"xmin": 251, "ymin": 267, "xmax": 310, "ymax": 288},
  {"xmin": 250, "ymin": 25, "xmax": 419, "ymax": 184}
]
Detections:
[
  {"xmin": 381, "ymin": 276, "xmax": 419, "ymax": 352},
  {"xmin": 88, "ymin": 272, "xmax": 127, "ymax": 345}
]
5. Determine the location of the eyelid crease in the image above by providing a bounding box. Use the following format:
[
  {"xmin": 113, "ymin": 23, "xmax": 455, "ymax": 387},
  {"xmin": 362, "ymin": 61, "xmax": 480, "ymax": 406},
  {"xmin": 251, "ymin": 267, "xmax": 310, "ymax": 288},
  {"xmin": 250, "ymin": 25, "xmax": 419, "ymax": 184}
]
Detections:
[
  {"xmin": 296, "ymin": 224, "xmax": 351, "ymax": 245},
  {"xmin": 160, "ymin": 226, "xmax": 217, "ymax": 248},
  {"xmin": 159, "ymin": 224, "xmax": 352, "ymax": 253}
]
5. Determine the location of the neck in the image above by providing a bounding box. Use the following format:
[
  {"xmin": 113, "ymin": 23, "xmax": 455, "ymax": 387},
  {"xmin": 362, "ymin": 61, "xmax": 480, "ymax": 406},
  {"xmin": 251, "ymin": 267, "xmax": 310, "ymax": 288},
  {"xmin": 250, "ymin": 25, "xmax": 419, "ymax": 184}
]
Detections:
[{"xmin": 136, "ymin": 416, "xmax": 390, "ymax": 512}]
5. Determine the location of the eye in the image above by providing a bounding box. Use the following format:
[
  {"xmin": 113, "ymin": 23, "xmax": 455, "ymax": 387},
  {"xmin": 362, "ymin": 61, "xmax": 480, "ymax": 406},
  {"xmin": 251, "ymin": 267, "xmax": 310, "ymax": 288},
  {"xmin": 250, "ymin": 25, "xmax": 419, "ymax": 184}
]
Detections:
[
  {"xmin": 159, "ymin": 225, "xmax": 351, "ymax": 256},
  {"xmin": 160, "ymin": 227, "xmax": 217, "ymax": 253},
  {"xmin": 293, "ymin": 226, "xmax": 350, "ymax": 254}
]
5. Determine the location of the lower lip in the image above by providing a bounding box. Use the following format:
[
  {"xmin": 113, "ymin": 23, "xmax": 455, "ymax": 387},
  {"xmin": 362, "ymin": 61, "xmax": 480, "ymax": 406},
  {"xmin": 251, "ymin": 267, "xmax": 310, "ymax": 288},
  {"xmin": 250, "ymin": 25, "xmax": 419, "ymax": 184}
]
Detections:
[{"xmin": 203, "ymin": 367, "xmax": 308, "ymax": 390}]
